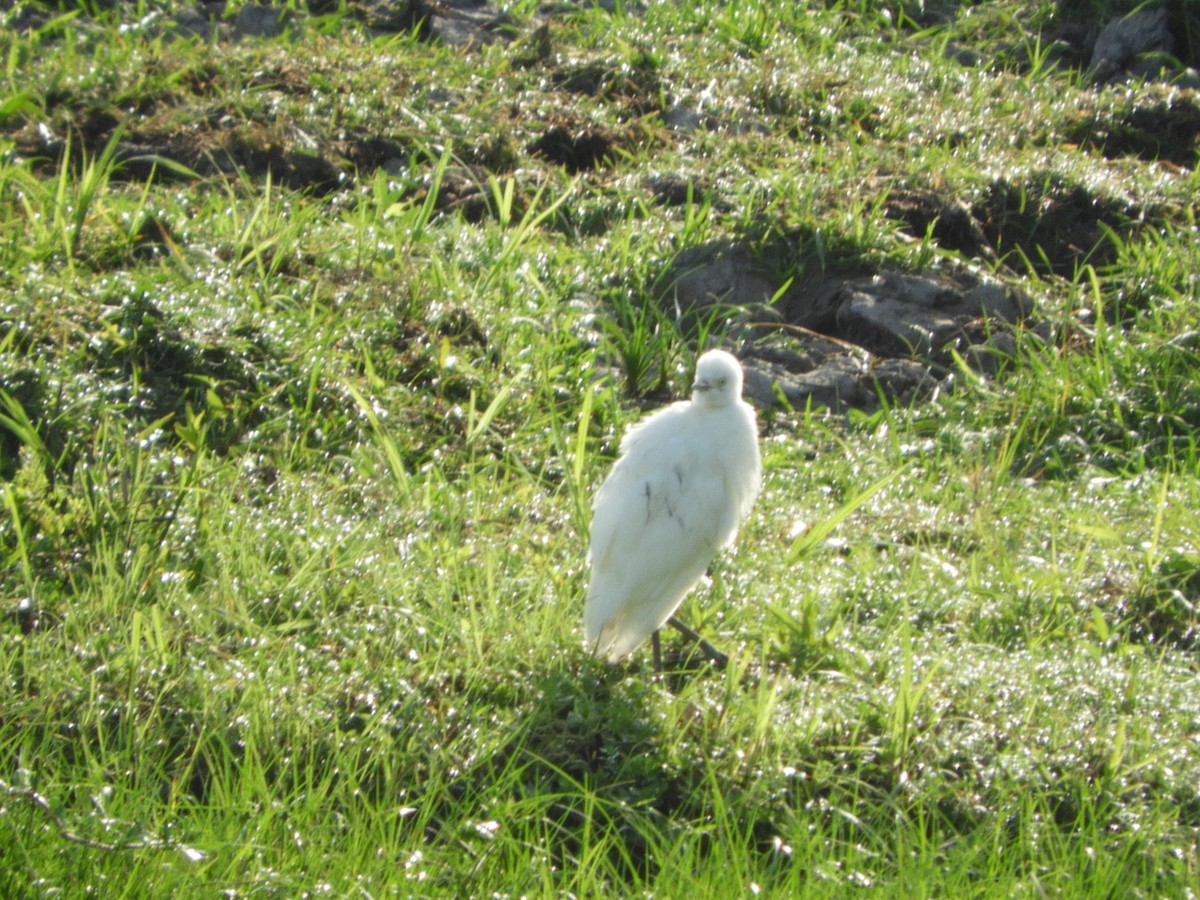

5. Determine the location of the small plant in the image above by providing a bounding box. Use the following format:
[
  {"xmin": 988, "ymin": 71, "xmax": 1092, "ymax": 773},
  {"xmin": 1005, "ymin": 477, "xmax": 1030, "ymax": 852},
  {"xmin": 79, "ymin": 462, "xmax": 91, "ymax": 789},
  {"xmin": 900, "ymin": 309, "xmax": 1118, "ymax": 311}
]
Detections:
[{"xmin": 595, "ymin": 294, "xmax": 682, "ymax": 397}]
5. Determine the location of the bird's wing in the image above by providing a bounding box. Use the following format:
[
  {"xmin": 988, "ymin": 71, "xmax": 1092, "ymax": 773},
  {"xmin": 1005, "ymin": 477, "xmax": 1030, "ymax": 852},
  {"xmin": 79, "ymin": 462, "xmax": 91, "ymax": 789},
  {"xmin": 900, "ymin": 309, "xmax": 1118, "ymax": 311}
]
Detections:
[{"xmin": 585, "ymin": 412, "xmax": 734, "ymax": 658}]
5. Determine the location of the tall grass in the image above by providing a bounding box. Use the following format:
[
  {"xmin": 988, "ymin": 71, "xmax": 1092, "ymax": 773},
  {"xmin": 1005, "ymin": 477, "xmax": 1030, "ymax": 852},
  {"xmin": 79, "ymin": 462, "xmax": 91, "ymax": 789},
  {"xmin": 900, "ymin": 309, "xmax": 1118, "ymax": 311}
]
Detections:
[{"xmin": 1, "ymin": 0, "xmax": 1199, "ymax": 896}]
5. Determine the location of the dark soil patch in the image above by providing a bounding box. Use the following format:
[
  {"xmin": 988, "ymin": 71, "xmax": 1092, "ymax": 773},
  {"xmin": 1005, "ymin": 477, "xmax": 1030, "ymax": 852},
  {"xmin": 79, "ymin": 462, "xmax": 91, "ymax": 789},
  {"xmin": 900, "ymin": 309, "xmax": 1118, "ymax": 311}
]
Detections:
[
  {"xmin": 7, "ymin": 599, "xmax": 62, "ymax": 636},
  {"xmin": 973, "ymin": 173, "xmax": 1141, "ymax": 277},
  {"xmin": 0, "ymin": 368, "xmax": 49, "ymax": 480},
  {"xmin": 885, "ymin": 188, "xmax": 996, "ymax": 261},
  {"xmin": 339, "ymin": 134, "xmax": 420, "ymax": 174},
  {"xmin": 203, "ymin": 131, "xmax": 344, "ymax": 193},
  {"xmin": 1053, "ymin": 0, "xmax": 1200, "ymax": 73},
  {"xmin": 1065, "ymin": 93, "xmax": 1200, "ymax": 168},
  {"xmin": 550, "ymin": 57, "xmax": 662, "ymax": 115},
  {"xmin": 642, "ymin": 174, "xmax": 723, "ymax": 208},
  {"xmin": 430, "ymin": 167, "xmax": 492, "ymax": 222},
  {"xmin": 528, "ymin": 124, "xmax": 618, "ymax": 173}
]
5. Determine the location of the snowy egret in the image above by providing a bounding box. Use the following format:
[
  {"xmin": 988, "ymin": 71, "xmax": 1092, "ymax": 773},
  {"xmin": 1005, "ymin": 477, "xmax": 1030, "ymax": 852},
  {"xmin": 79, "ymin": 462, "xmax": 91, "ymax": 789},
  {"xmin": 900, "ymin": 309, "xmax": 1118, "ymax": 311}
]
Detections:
[{"xmin": 584, "ymin": 349, "xmax": 761, "ymax": 665}]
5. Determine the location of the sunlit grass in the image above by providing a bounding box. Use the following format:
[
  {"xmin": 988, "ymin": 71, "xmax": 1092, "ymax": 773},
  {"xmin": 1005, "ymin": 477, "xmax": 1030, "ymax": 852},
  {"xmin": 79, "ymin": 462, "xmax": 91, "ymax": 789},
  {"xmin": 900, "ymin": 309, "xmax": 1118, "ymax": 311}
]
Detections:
[{"xmin": 2, "ymin": 0, "xmax": 1199, "ymax": 896}]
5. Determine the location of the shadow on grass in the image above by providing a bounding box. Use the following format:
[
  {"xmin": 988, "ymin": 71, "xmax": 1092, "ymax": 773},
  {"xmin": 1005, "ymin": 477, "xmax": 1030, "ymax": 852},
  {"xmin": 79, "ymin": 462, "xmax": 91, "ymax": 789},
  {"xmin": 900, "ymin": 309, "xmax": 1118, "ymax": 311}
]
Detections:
[{"xmin": 405, "ymin": 653, "xmax": 805, "ymax": 887}]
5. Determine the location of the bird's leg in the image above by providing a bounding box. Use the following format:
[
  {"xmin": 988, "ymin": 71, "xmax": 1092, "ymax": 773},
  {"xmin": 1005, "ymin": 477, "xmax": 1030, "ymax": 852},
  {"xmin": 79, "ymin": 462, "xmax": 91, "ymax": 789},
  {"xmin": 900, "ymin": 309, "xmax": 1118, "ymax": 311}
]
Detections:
[
  {"xmin": 651, "ymin": 630, "xmax": 663, "ymax": 671},
  {"xmin": 666, "ymin": 616, "xmax": 728, "ymax": 669}
]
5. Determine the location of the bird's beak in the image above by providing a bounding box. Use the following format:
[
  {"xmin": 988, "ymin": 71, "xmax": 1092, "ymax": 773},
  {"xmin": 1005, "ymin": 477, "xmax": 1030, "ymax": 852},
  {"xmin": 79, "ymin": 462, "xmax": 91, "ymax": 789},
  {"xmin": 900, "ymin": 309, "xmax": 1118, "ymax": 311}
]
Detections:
[{"xmin": 691, "ymin": 377, "xmax": 712, "ymax": 393}]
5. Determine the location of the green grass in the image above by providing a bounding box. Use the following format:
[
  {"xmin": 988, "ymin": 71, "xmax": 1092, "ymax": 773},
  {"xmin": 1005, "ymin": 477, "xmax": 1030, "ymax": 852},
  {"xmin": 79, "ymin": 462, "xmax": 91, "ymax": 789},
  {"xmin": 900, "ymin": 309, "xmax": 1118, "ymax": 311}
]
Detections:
[{"xmin": 2, "ymin": 0, "xmax": 1200, "ymax": 895}]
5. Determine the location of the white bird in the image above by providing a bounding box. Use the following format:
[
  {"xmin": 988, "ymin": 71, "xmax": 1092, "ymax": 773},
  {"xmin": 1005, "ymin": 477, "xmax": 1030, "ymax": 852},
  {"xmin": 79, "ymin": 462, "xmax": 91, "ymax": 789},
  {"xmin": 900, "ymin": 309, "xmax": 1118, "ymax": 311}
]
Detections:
[{"xmin": 584, "ymin": 349, "xmax": 761, "ymax": 665}]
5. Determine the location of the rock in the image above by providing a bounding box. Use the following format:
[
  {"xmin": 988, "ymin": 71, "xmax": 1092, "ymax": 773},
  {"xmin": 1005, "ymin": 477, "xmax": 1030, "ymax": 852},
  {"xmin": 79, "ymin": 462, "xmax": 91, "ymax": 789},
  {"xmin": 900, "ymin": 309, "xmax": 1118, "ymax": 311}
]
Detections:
[
  {"xmin": 776, "ymin": 274, "xmax": 853, "ymax": 334},
  {"xmin": 1090, "ymin": 8, "xmax": 1173, "ymax": 84},
  {"xmin": 964, "ymin": 332, "xmax": 1018, "ymax": 377},
  {"xmin": 361, "ymin": 0, "xmax": 517, "ymax": 45},
  {"xmin": 426, "ymin": 0, "xmax": 518, "ymax": 46},
  {"xmin": 662, "ymin": 105, "xmax": 706, "ymax": 133},
  {"xmin": 234, "ymin": 4, "xmax": 291, "ymax": 38},
  {"xmin": 743, "ymin": 353, "xmax": 868, "ymax": 412},
  {"xmin": 741, "ymin": 342, "xmax": 932, "ymax": 413},
  {"xmin": 644, "ymin": 175, "xmax": 712, "ymax": 207},
  {"xmin": 649, "ymin": 247, "xmax": 1036, "ymax": 412},
  {"xmin": 835, "ymin": 271, "xmax": 1028, "ymax": 358},
  {"xmin": 168, "ymin": 2, "xmax": 292, "ymax": 41},
  {"xmin": 170, "ymin": 5, "xmax": 218, "ymax": 39},
  {"xmin": 659, "ymin": 242, "xmax": 776, "ymax": 323},
  {"xmin": 963, "ymin": 279, "xmax": 1031, "ymax": 321},
  {"xmin": 869, "ymin": 357, "xmax": 935, "ymax": 403}
]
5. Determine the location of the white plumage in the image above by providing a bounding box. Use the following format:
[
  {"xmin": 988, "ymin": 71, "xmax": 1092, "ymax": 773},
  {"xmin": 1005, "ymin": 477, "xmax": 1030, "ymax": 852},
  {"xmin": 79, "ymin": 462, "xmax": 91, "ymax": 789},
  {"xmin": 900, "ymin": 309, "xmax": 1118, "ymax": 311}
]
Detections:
[{"xmin": 584, "ymin": 349, "xmax": 762, "ymax": 662}]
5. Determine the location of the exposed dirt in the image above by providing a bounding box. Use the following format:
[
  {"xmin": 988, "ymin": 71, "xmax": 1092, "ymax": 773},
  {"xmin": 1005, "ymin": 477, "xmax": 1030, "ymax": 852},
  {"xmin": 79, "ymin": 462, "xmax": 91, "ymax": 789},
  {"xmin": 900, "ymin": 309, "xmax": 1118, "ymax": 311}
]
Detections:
[
  {"xmin": 2, "ymin": 0, "xmax": 1192, "ymax": 417},
  {"xmin": 1065, "ymin": 92, "xmax": 1200, "ymax": 168},
  {"xmin": 528, "ymin": 123, "xmax": 619, "ymax": 173},
  {"xmin": 656, "ymin": 242, "xmax": 1039, "ymax": 412},
  {"xmin": 975, "ymin": 173, "xmax": 1142, "ymax": 277},
  {"xmin": 885, "ymin": 188, "xmax": 997, "ymax": 262}
]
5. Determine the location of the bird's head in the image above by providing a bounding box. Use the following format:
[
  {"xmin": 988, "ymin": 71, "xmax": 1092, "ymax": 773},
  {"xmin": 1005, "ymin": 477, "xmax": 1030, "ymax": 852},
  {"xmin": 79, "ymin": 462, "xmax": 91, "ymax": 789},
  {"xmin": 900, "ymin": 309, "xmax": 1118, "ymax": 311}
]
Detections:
[{"xmin": 691, "ymin": 349, "xmax": 745, "ymax": 408}]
